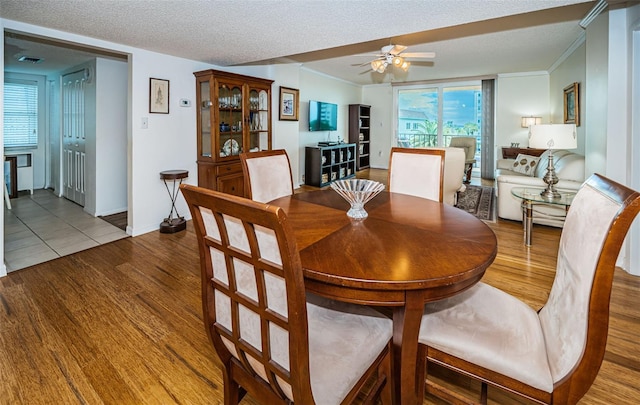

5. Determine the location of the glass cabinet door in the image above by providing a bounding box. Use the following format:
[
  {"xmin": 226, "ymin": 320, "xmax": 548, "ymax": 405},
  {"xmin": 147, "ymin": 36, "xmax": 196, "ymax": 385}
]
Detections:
[
  {"xmin": 248, "ymin": 86, "xmax": 270, "ymax": 152},
  {"xmin": 199, "ymin": 80, "xmax": 212, "ymax": 158},
  {"xmin": 217, "ymin": 82, "xmax": 244, "ymax": 158}
]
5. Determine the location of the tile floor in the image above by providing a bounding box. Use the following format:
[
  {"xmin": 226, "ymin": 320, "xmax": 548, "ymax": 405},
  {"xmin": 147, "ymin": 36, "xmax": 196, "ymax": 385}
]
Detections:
[{"xmin": 4, "ymin": 189, "xmax": 129, "ymax": 272}]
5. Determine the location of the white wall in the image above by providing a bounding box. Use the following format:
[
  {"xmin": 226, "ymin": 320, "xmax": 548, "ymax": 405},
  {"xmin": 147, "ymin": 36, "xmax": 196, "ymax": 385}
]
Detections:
[
  {"xmin": 549, "ymin": 42, "xmax": 586, "ymax": 156},
  {"xmin": 495, "ymin": 73, "xmax": 550, "ymax": 154},
  {"xmin": 270, "ymin": 64, "xmax": 303, "ymax": 186},
  {"xmin": 580, "ymin": 5, "xmax": 640, "ymax": 275},
  {"xmin": 605, "ymin": 8, "xmax": 630, "ymax": 184},
  {"xmin": 363, "ymin": 84, "xmax": 393, "ymax": 168},
  {"xmin": 128, "ymin": 49, "xmax": 210, "ymax": 235},
  {"xmin": 602, "ymin": 4, "xmax": 640, "ymax": 275},
  {"xmin": 95, "ymin": 57, "xmax": 128, "ymax": 216},
  {"xmin": 585, "ymin": 12, "xmax": 609, "ymax": 177}
]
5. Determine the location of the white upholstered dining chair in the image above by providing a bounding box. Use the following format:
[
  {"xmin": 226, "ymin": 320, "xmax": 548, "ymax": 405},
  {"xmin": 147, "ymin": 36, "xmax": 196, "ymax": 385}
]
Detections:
[
  {"xmin": 240, "ymin": 149, "xmax": 294, "ymax": 203},
  {"xmin": 416, "ymin": 173, "xmax": 640, "ymax": 404},
  {"xmin": 181, "ymin": 184, "xmax": 393, "ymax": 405},
  {"xmin": 388, "ymin": 147, "xmax": 445, "ymax": 203}
]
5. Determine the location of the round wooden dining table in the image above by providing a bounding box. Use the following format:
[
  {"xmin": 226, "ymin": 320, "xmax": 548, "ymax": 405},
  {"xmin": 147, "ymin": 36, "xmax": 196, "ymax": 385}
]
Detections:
[{"xmin": 270, "ymin": 189, "xmax": 498, "ymax": 405}]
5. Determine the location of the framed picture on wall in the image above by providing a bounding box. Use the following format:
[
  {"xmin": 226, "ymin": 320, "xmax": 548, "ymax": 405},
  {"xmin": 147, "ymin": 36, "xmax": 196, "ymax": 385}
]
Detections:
[
  {"xmin": 563, "ymin": 82, "xmax": 579, "ymax": 126},
  {"xmin": 150, "ymin": 78, "xmax": 170, "ymax": 114},
  {"xmin": 279, "ymin": 86, "xmax": 299, "ymax": 121}
]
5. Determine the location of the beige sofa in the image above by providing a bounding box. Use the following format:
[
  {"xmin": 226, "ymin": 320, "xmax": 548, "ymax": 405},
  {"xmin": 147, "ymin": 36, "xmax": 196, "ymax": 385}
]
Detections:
[{"xmin": 495, "ymin": 149, "xmax": 585, "ymax": 227}]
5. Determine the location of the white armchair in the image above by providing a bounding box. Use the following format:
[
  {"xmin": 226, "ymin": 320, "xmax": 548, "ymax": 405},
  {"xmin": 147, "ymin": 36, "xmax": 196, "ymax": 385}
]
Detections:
[{"xmin": 449, "ymin": 137, "xmax": 476, "ymax": 184}]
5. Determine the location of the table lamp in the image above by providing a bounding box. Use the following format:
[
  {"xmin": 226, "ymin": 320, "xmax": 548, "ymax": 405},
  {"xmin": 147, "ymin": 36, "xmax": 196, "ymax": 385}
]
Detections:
[{"xmin": 528, "ymin": 124, "xmax": 577, "ymax": 199}]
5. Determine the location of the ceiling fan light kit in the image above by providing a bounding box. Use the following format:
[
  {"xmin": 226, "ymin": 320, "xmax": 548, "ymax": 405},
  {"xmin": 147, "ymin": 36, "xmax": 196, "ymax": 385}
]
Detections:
[
  {"xmin": 366, "ymin": 44, "xmax": 431, "ymax": 74},
  {"xmin": 371, "ymin": 59, "xmax": 386, "ymax": 73}
]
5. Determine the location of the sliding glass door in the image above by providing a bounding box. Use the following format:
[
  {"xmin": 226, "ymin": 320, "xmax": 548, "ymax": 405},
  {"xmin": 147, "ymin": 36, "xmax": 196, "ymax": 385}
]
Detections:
[{"xmin": 395, "ymin": 81, "xmax": 482, "ymax": 173}]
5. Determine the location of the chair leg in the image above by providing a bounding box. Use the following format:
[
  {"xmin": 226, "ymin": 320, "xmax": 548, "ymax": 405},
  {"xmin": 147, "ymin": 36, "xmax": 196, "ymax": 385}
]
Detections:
[
  {"xmin": 464, "ymin": 164, "xmax": 472, "ymax": 184},
  {"xmin": 378, "ymin": 346, "xmax": 393, "ymax": 405},
  {"xmin": 223, "ymin": 368, "xmax": 241, "ymax": 405},
  {"xmin": 480, "ymin": 382, "xmax": 488, "ymax": 405}
]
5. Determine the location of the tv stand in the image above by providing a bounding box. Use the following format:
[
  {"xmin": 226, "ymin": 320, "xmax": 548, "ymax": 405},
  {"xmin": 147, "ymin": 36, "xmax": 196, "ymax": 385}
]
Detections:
[{"xmin": 305, "ymin": 143, "xmax": 356, "ymax": 187}]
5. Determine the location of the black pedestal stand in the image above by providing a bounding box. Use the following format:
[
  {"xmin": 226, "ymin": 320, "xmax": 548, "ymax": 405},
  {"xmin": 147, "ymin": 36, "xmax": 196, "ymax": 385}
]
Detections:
[{"xmin": 159, "ymin": 170, "xmax": 189, "ymax": 233}]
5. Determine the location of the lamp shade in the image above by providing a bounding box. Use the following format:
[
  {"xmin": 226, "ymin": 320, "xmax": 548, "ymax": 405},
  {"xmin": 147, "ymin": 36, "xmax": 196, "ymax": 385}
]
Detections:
[
  {"xmin": 528, "ymin": 124, "xmax": 577, "ymax": 150},
  {"xmin": 521, "ymin": 116, "xmax": 542, "ymax": 128}
]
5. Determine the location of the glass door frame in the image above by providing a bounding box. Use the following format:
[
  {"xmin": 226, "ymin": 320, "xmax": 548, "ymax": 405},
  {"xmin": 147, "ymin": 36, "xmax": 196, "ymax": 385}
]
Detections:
[{"xmin": 392, "ymin": 79, "xmax": 481, "ymax": 147}]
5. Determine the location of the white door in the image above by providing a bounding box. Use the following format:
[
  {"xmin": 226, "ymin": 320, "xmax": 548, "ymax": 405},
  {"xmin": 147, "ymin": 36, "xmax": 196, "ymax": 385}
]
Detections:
[{"xmin": 62, "ymin": 70, "xmax": 87, "ymax": 206}]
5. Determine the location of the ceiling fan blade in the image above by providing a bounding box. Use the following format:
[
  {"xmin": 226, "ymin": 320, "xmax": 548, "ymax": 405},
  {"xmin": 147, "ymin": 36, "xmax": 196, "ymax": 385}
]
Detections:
[
  {"xmin": 381, "ymin": 44, "xmax": 407, "ymax": 55},
  {"xmin": 400, "ymin": 52, "xmax": 436, "ymax": 59},
  {"xmin": 352, "ymin": 61, "xmax": 375, "ymax": 67},
  {"xmin": 353, "ymin": 53, "xmax": 386, "ymax": 57}
]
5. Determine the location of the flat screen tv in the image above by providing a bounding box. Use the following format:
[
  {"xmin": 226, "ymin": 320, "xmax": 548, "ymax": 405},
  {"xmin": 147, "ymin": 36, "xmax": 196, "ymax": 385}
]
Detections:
[{"xmin": 309, "ymin": 100, "xmax": 338, "ymax": 131}]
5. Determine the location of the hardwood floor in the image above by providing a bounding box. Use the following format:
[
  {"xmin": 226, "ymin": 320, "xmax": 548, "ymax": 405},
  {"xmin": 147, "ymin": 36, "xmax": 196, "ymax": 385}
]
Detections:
[{"xmin": 0, "ymin": 170, "xmax": 639, "ymax": 404}]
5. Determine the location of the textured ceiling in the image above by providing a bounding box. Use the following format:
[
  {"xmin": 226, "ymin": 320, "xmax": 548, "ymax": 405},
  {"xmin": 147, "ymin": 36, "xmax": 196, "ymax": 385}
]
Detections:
[{"xmin": 1, "ymin": 0, "xmax": 597, "ymax": 85}]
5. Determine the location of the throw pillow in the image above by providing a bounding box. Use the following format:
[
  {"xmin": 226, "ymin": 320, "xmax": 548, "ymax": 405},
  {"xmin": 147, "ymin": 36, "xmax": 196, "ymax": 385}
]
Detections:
[{"xmin": 512, "ymin": 154, "xmax": 540, "ymax": 176}]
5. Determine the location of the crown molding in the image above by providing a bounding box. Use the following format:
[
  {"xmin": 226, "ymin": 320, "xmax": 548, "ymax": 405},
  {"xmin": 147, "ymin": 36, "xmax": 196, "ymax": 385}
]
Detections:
[{"xmin": 579, "ymin": 0, "xmax": 608, "ymax": 29}]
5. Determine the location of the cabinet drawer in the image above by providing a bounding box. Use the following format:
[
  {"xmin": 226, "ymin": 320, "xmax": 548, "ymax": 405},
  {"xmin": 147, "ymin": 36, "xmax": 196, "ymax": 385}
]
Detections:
[
  {"xmin": 215, "ymin": 163, "xmax": 242, "ymax": 176},
  {"xmin": 217, "ymin": 173, "xmax": 244, "ymax": 197}
]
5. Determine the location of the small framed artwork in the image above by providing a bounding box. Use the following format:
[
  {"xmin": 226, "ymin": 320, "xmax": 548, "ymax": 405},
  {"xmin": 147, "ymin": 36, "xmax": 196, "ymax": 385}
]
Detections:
[
  {"xmin": 563, "ymin": 82, "xmax": 579, "ymax": 126},
  {"xmin": 279, "ymin": 86, "xmax": 299, "ymax": 121},
  {"xmin": 150, "ymin": 78, "xmax": 170, "ymax": 114}
]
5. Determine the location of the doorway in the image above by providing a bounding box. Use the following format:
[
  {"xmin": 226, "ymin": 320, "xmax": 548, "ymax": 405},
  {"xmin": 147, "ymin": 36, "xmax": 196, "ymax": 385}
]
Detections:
[{"xmin": 3, "ymin": 31, "xmax": 129, "ymax": 269}]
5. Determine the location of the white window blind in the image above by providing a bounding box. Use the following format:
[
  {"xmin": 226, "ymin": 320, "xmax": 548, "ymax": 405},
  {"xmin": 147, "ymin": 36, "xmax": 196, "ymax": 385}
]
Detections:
[{"xmin": 3, "ymin": 81, "xmax": 38, "ymax": 147}]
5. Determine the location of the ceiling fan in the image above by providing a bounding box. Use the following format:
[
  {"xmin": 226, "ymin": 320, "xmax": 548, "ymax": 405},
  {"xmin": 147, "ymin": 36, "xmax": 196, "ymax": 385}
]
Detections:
[{"xmin": 365, "ymin": 44, "xmax": 435, "ymax": 73}]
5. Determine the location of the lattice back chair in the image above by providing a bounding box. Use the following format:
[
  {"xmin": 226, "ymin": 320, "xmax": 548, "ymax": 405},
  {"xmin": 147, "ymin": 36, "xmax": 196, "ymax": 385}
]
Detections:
[
  {"xmin": 417, "ymin": 173, "xmax": 640, "ymax": 405},
  {"xmin": 240, "ymin": 149, "xmax": 294, "ymax": 203},
  {"xmin": 449, "ymin": 136, "xmax": 477, "ymax": 184},
  {"xmin": 388, "ymin": 147, "xmax": 445, "ymax": 202},
  {"xmin": 181, "ymin": 184, "xmax": 393, "ymax": 405}
]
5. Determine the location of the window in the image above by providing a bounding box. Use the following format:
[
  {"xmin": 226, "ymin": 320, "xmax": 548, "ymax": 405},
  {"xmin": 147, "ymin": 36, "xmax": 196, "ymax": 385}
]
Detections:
[
  {"xmin": 396, "ymin": 82, "xmax": 481, "ymax": 148},
  {"xmin": 3, "ymin": 81, "xmax": 38, "ymax": 148},
  {"xmin": 395, "ymin": 81, "xmax": 482, "ymax": 169}
]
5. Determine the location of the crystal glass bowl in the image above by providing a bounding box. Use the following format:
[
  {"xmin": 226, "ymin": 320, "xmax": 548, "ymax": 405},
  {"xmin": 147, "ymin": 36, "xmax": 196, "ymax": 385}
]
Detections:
[{"xmin": 331, "ymin": 179, "xmax": 385, "ymax": 219}]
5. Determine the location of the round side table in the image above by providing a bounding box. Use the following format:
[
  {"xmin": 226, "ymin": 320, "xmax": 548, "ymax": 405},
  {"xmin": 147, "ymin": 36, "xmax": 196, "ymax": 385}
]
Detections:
[{"xmin": 159, "ymin": 170, "xmax": 189, "ymax": 233}]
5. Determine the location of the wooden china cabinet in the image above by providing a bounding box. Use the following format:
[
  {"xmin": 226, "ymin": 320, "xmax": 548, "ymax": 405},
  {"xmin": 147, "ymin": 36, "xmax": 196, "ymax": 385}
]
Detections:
[{"xmin": 194, "ymin": 69, "xmax": 273, "ymax": 196}]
